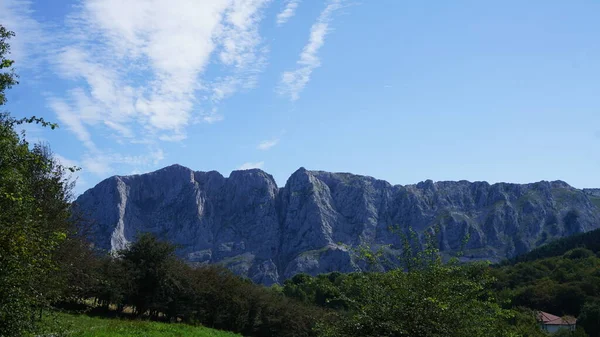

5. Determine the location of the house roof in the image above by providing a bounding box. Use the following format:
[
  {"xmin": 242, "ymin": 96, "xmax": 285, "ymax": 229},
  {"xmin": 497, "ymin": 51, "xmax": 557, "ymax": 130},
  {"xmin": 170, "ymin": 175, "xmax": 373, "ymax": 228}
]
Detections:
[{"xmin": 537, "ymin": 311, "xmax": 577, "ymax": 326}]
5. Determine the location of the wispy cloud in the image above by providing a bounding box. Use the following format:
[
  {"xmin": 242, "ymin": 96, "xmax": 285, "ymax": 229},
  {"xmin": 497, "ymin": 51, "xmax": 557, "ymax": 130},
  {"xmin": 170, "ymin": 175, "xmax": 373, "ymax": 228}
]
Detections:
[
  {"xmin": 50, "ymin": 0, "xmax": 251, "ymax": 137},
  {"xmin": 47, "ymin": 96, "xmax": 97, "ymax": 151},
  {"xmin": 218, "ymin": 0, "xmax": 271, "ymax": 69},
  {"xmin": 257, "ymin": 138, "xmax": 279, "ymax": 150},
  {"xmin": 278, "ymin": 0, "xmax": 343, "ymax": 101},
  {"xmin": 54, "ymin": 153, "xmax": 79, "ymax": 169},
  {"xmin": 0, "ymin": 0, "xmax": 49, "ymax": 70},
  {"xmin": 238, "ymin": 161, "xmax": 264, "ymax": 170},
  {"xmin": 276, "ymin": 0, "xmax": 301, "ymax": 26},
  {"xmin": 80, "ymin": 149, "xmax": 165, "ymax": 176},
  {"xmin": 6, "ymin": 0, "xmax": 275, "ymax": 179}
]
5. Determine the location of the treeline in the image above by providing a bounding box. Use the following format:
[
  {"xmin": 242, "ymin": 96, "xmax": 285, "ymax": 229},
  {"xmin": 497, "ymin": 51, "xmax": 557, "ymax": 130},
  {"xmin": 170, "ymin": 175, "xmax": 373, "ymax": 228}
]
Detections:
[
  {"xmin": 53, "ymin": 232, "xmax": 320, "ymax": 337},
  {"xmin": 57, "ymin": 231, "xmax": 552, "ymax": 337},
  {"xmin": 492, "ymin": 247, "xmax": 600, "ymax": 337},
  {"xmin": 279, "ymin": 240, "xmax": 553, "ymax": 337},
  {"xmin": 1, "ymin": 24, "xmax": 77, "ymax": 336}
]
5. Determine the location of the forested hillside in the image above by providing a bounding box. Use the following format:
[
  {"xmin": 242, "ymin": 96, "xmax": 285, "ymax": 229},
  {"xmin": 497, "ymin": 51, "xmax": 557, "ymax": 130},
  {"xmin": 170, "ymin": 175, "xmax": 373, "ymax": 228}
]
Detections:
[
  {"xmin": 504, "ymin": 228, "xmax": 600, "ymax": 264},
  {"xmin": 491, "ymin": 228, "xmax": 600, "ymax": 337}
]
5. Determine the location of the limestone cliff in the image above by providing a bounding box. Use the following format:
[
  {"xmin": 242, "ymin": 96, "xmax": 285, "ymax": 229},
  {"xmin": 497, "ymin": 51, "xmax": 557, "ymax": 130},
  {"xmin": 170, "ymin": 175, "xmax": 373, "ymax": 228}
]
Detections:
[{"xmin": 74, "ymin": 164, "xmax": 600, "ymax": 284}]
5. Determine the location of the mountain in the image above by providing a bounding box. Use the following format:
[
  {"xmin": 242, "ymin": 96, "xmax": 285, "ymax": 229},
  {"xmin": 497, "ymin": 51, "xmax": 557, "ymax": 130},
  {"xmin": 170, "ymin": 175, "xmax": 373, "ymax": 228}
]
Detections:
[
  {"xmin": 74, "ymin": 164, "xmax": 600, "ymax": 284},
  {"xmin": 502, "ymin": 227, "xmax": 600, "ymax": 265}
]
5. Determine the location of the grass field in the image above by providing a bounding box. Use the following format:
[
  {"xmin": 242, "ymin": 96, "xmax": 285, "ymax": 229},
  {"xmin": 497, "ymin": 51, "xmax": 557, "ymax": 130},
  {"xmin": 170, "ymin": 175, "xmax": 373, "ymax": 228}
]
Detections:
[{"xmin": 34, "ymin": 312, "xmax": 240, "ymax": 337}]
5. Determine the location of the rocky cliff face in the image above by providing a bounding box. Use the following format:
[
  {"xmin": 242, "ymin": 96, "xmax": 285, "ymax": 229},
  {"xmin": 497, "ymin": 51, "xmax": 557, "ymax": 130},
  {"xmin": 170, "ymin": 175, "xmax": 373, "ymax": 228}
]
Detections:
[{"xmin": 74, "ymin": 164, "xmax": 600, "ymax": 284}]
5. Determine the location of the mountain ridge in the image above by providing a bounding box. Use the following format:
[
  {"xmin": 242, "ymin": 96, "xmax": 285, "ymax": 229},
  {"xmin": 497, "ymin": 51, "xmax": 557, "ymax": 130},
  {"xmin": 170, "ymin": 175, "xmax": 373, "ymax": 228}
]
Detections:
[{"xmin": 74, "ymin": 164, "xmax": 600, "ymax": 284}]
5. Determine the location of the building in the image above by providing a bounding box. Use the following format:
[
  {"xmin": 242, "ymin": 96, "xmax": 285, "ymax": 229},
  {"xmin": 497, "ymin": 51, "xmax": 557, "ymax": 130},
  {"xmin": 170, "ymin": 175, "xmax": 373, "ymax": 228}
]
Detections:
[{"xmin": 537, "ymin": 311, "xmax": 577, "ymax": 334}]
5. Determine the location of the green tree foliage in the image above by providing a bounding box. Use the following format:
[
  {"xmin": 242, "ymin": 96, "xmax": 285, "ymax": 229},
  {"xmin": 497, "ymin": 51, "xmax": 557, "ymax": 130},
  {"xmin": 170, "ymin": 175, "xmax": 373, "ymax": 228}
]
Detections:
[
  {"xmin": 492, "ymin": 246, "xmax": 600, "ymax": 337},
  {"xmin": 505, "ymin": 228, "xmax": 600, "ymax": 265},
  {"xmin": 0, "ymin": 25, "xmax": 18, "ymax": 106},
  {"xmin": 312, "ymin": 263, "xmax": 541, "ymax": 337},
  {"xmin": 65, "ymin": 233, "xmax": 321, "ymax": 337},
  {"xmin": 578, "ymin": 301, "xmax": 600, "ymax": 337},
  {"xmin": 552, "ymin": 327, "xmax": 588, "ymax": 337},
  {"xmin": 117, "ymin": 233, "xmax": 179, "ymax": 316},
  {"xmin": 284, "ymin": 230, "xmax": 546, "ymax": 337},
  {"xmin": 0, "ymin": 24, "xmax": 75, "ymax": 337},
  {"xmin": 492, "ymin": 249, "xmax": 600, "ymax": 318},
  {"xmin": 283, "ymin": 272, "xmax": 349, "ymax": 310}
]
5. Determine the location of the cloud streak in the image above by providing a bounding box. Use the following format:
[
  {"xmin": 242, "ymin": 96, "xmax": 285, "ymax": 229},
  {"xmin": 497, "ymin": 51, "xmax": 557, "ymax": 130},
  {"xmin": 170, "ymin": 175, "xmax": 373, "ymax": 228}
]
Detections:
[
  {"xmin": 52, "ymin": 0, "xmax": 264, "ymax": 137},
  {"xmin": 7, "ymin": 0, "xmax": 274, "ymax": 178},
  {"xmin": 4, "ymin": 0, "xmax": 352, "ymax": 184},
  {"xmin": 276, "ymin": 0, "xmax": 301, "ymax": 25},
  {"xmin": 257, "ymin": 138, "xmax": 279, "ymax": 150},
  {"xmin": 279, "ymin": 0, "xmax": 343, "ymax": 101},
  {"xmin": 0, "ymin": 0, "xmax": 49, "ymax": 70},
  {"xmin": 238, "ymin": 161, "xmax": 264, "ymax": 170}
]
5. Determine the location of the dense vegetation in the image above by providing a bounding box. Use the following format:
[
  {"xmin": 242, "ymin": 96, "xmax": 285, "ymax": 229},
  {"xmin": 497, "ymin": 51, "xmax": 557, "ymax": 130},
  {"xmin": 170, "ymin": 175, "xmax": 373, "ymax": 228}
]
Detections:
[
  {"xmin": 281, "ymin": 236, "xmax": 551, "ymax": 337},
  {"xmin": 493, "ymin": 242, "xmax": 600, "ymax": 336},
  {"xmin": 504, "ymin": 227, "xmax": 600, "ymax": 264},
  {"xmin": 0, "ymin": 24, "xmax": 76, "ymax": 336},
  {"xmin": 53, "ymin": 233, "xmax": 321, "ymax": 337},
  {"xmin": 48, "ymin": 230, "xmax": 553, "ymax": 337}
]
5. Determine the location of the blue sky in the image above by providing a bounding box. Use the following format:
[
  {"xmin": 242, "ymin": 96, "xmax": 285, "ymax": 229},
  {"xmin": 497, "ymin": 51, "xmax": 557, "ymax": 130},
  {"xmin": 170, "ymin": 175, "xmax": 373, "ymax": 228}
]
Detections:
[{"xmin": 2, "ymin": 0, "xmax": 600, "ymax": 195}]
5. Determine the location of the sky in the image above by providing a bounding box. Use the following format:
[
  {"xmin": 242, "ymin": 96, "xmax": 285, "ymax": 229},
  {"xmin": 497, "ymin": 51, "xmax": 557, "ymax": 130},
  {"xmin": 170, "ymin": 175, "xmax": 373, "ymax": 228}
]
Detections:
[{"xmin": 1, "ymin": 0, "xmax": 600, "ymax": 195}]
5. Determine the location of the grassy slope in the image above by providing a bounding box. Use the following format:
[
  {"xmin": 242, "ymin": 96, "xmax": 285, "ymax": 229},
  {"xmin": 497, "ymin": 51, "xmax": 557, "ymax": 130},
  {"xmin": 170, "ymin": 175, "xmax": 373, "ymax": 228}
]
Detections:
[{"xmin": 34, "ymin": 312, "xmax": 240, "ymax": 337}]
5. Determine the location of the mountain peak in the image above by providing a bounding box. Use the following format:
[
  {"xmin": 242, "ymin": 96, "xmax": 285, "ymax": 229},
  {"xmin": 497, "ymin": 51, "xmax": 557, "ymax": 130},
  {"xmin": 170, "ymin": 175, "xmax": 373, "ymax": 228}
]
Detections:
[{"xmin": 75, "ymin": 165, "xmax": 600, "ymax": 284}]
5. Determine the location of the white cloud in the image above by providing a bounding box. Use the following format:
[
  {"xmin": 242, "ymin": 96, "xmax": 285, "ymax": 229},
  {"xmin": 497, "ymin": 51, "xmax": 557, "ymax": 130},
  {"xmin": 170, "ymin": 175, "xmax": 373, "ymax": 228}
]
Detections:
[
  {"xmin": 0, "ymin": 0, "xmax": 49, "ymax": 70},
  {"xmin": 54, "ymin": 154, "xmax": 79, "ymax": 169},
  {"xmin": 6, "ymin": 0, "xmax": 276, "ymax": 179},
  {"xmin": 276, "ymin": 0, "xmax": 301, "ymax": 25},
  {"xmin": 52, "ymin": 0, "xmax": 271, "ymax": 136},
  {"xmin": 211, "ymin": 76, "xmax": 242, "ymax": 103},
  {"xmin": 218, "ymin": 0, "xmax": 271, "ymax": 69},
  {"xmin": 257, "ymin": 138, "xmax": 279, "ymax": 150},
  {"xmin": 159, "ymin": 133, "xmax": 187, "ymax": 142},
  {"xmin": 81, "ymin": 156, "xmax": 112, "ymax": 176},
  {"xmin": 202, "ymin": 111, "xmax": 225, "ymax": 124},
  {"xmin": 80, "ymin": 148, "xmax": 166, "ymax": 177},
  {"xmin": 47, "ymin": 97, "xmax": 97, "ymax": 151},
  {"xmin": 279, "ymin": 0, "xmax": 343, "ymax": 101},
  {"xmin": 50, "ymin": 0, "xmax": 233, "ymax": 136},
  {"xmin": 238, "ymin": 161, "xmax": 264, "ymax": 170}
]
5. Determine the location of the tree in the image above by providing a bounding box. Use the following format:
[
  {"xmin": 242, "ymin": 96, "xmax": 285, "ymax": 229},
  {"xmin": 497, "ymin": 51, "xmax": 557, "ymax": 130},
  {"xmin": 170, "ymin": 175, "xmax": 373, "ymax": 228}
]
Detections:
[
  {"xmin": 0, "ymin": 25, "xmax": 18, "ymax": 105},
  {"xmin": 311, "ymin": 230, "xmax": 542, "ymax": 337},
  {"xmin": 0, "ymin": 117, "xmax": 73, "ymax": 336},
  {"xmin": 578, "ymin": 301, "xmax": 600, "ymax": 337},
  {"xmin": 314, "ymin": 261, "xmax": 525, "ymax": 337},
  {"xmin": 0, "ymin": 24, "xmax": 74, "ymax": 337},
  {"xmin": 117, "ymin": 232, "xmax": 179, "ymax": 316}
]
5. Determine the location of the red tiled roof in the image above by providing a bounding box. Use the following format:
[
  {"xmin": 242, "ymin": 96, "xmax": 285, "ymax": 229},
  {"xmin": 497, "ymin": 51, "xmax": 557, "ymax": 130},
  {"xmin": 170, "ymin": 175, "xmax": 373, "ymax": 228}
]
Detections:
[{"xmin": 537, "ymin": 311, "xmax": 577, "ymax": 326}]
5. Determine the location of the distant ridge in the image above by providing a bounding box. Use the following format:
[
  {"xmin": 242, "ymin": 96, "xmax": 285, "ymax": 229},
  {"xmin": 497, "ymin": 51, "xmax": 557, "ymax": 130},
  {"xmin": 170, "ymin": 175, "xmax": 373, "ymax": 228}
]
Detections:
[{"xmin": 75, "ymin": 164, "xmax": 600, "ymax": 284}]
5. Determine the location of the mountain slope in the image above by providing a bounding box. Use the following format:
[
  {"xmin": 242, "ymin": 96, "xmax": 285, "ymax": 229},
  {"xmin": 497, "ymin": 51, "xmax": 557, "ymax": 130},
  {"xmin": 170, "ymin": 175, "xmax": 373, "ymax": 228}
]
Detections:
[
  {"xmin": 503, "ymin": 228, "xmax": 600, "ymax": 265},
  {"xmin": 74, "ymin": 164, "xmax": 600, "ymax": 284}
]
